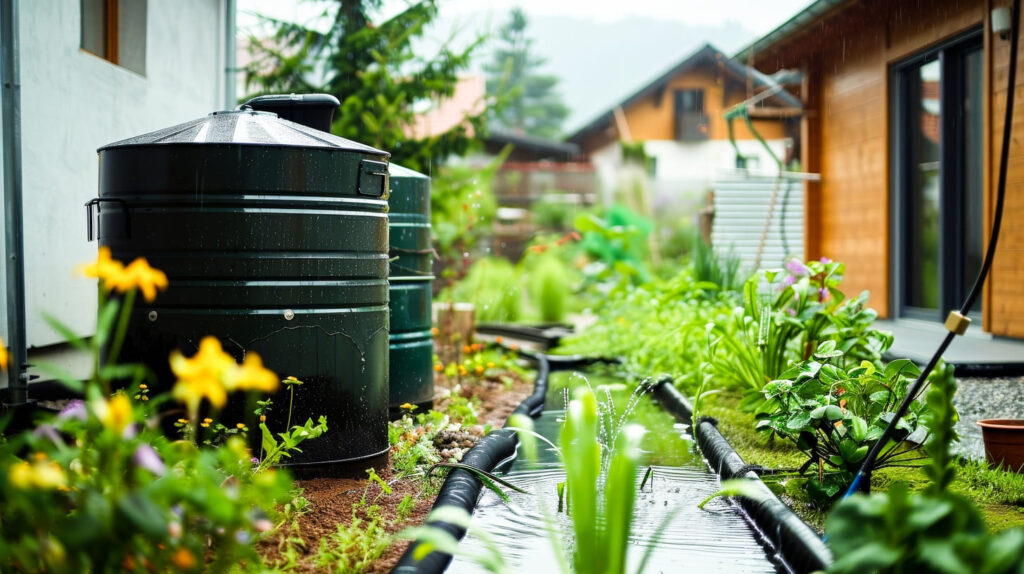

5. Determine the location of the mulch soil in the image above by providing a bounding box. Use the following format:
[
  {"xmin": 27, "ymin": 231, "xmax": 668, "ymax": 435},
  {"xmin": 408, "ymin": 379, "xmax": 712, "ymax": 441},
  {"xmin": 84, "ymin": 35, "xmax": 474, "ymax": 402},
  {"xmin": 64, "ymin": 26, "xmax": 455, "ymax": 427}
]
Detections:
[{"xmin": 258, "ymin": 372, "xmax": 533, "ymax": 572}]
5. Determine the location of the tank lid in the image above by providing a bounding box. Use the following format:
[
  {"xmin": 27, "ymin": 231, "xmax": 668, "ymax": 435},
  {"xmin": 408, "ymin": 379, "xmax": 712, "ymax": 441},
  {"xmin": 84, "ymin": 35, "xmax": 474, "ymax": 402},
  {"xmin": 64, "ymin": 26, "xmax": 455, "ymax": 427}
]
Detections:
[
  {"xmin": 388, "ymin": 162, "xmax": 429, "ymax": 179},
  {"xmin": 98, "ymin": 109, "xmax": 388, "ymax": 156}
]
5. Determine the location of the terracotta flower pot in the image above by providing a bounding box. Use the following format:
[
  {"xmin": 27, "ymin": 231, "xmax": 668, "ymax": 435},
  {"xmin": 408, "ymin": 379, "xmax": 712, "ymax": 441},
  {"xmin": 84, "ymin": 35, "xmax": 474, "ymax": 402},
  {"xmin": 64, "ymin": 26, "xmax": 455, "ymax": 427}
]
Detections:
[{"xmin": 977, "ymin": 419, "xmax": 1024, "ymax": 472}]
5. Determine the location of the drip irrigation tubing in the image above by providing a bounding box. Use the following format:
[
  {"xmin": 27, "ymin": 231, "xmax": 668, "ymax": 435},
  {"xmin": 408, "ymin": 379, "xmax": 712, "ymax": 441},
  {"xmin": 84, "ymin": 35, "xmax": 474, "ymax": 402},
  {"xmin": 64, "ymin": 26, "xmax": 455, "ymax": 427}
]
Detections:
[
  {"xmin": 652, "ymin": 379, "xmax": 833, "ymax": 574},
  {"xmin": 845, "ymin": 0, "xmax": 1020, "ymax": 498},
  {"xmin": 395, "ymin": 347, "xmax": 832, "ymax": 573}
]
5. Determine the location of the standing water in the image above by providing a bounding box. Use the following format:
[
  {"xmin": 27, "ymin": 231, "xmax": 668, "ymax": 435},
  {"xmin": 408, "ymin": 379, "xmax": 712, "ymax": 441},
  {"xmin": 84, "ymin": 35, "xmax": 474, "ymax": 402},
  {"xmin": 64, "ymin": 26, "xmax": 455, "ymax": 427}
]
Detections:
[{"xmin": 448, "ymin": 369, "xmax": 780, "ymax": 573}]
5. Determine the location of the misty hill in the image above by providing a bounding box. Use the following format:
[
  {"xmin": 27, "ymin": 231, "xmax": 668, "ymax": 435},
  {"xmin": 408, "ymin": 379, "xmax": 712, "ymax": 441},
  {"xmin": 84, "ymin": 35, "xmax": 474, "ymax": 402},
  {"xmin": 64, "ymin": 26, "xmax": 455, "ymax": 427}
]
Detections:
[{"xmin": 523, "ymin": 15, "xmax": 757, "ymax": 133}]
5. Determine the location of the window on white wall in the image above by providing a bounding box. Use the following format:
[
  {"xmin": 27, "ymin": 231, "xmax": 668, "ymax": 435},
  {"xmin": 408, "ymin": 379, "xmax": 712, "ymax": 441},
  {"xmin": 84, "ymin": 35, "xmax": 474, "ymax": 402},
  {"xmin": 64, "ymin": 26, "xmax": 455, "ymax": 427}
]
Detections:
[{"xmin": 81, "ymin": 0, "xmax": 147, "ymax": 75}]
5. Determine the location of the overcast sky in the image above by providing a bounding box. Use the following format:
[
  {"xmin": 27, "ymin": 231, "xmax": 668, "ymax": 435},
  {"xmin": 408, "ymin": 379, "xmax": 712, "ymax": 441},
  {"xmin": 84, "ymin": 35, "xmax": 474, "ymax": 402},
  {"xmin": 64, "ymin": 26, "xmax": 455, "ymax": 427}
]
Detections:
[
  {"xmin": 239, "ymin": 0, "xmax": 812, "ymax": 36},
  {"xmin": 237, "ymin": 0, "xmax": 814, "ymax": 131}
]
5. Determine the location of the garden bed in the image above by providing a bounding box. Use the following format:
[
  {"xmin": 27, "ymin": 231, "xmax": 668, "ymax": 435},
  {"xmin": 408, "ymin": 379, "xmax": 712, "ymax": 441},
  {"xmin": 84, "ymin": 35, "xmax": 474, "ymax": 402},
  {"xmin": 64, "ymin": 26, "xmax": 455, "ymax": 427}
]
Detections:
[{"xmin": 258, "ymin": 369, "xmax": 533, "ymax": 572}]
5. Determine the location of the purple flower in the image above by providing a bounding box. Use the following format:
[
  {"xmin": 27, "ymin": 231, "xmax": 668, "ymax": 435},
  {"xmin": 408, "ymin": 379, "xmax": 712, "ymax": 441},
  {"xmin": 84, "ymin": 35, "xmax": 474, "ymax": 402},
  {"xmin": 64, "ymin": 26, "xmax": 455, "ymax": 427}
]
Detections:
[
  {"xmin": 820, "ymin": 257, "xmax": 832, "ymax": 264},
  {"xmin": 132, "ymin": 444, "xmax": 166, "ymax": 476},
  {"xmin": 784, "ymin": 259, "xmax": 805, "ymax": 276},
  {"xmin": 781, "ymin": 275, "xmax": 797, "ymax": 288},
  {"xmin": 57, "ymin": 400, "xmax": 87, "ymax": 422},
  {"xmin": 819, "ymin": 287, "xmax": 831, "ymax": 302},
  {"xmin": 786, "ymin": 308, "xmax": 797, "ymax": 316},
  {"xmin": 32, "ymin": 424, "xmax": 63, "ymax": 446},
  {"xmin": 251, "ymin": 457, "xmax": 260, "ymax": 466}
]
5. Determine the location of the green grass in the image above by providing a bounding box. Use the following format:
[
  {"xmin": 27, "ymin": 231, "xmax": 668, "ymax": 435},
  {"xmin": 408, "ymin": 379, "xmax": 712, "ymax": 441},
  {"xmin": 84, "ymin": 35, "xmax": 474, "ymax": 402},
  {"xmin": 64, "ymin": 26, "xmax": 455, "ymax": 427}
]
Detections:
[{"xmin": 703, "ymin": 391, "xmax": 1024, "ymax": 532}]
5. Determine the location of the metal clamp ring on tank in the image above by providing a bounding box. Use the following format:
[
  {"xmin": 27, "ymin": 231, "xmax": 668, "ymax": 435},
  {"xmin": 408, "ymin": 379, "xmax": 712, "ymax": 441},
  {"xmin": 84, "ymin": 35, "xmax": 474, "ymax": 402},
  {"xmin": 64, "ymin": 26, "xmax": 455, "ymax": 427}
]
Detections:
[{"xmin": 91, "ymin": 93, "xmax": 392, "ymax": 477}]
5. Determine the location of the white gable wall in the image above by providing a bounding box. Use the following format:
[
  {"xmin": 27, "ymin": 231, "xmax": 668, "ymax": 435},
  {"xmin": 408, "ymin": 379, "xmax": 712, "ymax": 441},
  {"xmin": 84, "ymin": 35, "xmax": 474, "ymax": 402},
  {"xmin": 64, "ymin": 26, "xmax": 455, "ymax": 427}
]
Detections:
[{"xmin": 7, "ymin": 0, "xmax": 226, "ymax": 357}]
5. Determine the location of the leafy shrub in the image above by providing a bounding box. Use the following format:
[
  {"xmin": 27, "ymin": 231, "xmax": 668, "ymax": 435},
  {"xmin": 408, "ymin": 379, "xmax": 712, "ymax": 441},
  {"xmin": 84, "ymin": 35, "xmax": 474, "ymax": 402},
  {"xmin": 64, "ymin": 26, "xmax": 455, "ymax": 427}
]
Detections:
[
  {"xmin": 443, "ymin": 257, "xmax": 521, "ymax": 322},
  {"xmin": 755, "ymin": 342, "xmax": 934, "ymax": 499},
  {"xmin": 528, "ymin": 254, "xmax": 569, "ymax": 322},
  {"xmin": 824, "ymin": 365, "xmax": 1024, "ymax": 573}
]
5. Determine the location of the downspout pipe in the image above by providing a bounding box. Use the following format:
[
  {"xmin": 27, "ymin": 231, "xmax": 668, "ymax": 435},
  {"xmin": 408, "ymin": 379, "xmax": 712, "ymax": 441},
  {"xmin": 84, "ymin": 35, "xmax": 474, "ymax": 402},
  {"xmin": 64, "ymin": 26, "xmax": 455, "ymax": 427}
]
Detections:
[
  {"xmin": 224, "ymin": 0, "xmax": 237, "ymax": 108},
  {"xmin": 1, "ymin": 0, "xmax": 29, "ymax": 407}
]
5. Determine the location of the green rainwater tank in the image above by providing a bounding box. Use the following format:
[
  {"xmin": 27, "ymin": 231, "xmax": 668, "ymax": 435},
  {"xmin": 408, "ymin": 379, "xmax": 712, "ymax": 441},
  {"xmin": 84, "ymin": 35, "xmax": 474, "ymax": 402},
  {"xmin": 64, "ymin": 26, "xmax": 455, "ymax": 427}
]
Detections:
[
  {"xmin": 91, "ymin": 95, "xmax": 392, "ymax": 476},
  {"xmin": 387, "ymin": 164, "xmax": 434, "ymax": 412}
]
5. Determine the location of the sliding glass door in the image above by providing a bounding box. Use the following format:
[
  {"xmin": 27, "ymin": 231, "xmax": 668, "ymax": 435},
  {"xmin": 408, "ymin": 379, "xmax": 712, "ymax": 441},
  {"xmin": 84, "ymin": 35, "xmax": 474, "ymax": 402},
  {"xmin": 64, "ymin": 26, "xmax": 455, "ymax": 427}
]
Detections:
[{"xmin": 892, "ymin": 30, "xmax": 983, "ymax": 321}]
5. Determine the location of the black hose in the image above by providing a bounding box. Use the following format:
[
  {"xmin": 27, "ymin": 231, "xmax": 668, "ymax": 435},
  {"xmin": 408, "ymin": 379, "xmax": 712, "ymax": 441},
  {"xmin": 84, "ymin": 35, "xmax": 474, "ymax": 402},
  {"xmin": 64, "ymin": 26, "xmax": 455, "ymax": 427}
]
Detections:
[
  {"xmin": 846, "ymin": 0, "xmax": 1020, "ymax": 497},
  {"xmin": 653, "ymin": 380, "xmax": 833, "ymax": 574},
  {"xmin": 393, "ymin": 353, "xmax": 555, "ymax": 573}
]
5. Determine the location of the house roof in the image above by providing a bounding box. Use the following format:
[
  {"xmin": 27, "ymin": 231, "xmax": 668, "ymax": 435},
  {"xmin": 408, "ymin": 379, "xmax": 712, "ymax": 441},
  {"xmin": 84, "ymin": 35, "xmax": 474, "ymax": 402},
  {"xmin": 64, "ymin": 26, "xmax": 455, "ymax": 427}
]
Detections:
[
  {"xmin": 486, "ymin": 128, "xmax": 580, "ymax": 158},
  {"xmin": 733, "ymin": 0, "xmax": 853, "ymax": 62},
  {"xmin": 567, "ymin": 43, "xmax": 801, "ymax": 144}
]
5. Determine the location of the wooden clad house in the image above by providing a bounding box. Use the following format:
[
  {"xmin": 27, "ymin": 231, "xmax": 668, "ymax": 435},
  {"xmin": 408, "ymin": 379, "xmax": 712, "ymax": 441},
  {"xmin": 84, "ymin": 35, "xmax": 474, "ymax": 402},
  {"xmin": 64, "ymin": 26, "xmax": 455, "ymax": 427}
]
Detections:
[
  {"xmin": 568, "ymin": 43, "xmax": 802, "ymax": 204},
  {"xmin": 739, "ymin": 0, "xmax": 1024, "ymax": 339}
]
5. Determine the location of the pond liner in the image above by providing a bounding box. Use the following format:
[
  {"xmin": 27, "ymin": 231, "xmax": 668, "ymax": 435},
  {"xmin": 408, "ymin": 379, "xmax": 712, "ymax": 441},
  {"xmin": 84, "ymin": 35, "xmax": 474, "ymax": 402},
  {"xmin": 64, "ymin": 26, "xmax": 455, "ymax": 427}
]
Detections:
[{"xmin": 652, "ymin": 379, "xmax": 833, "ymax": 574}]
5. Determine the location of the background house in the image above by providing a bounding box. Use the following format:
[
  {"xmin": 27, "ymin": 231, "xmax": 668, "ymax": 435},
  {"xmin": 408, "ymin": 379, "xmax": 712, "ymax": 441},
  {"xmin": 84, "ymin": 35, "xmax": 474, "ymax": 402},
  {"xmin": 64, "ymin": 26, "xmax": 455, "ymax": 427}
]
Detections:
[
  {"xmin": 1, "ymin": 0, "xmax": 237, "ymax": 391},
  {"xmin": 739, "ymin": 0, "xmax": 1024, "ymax": 340},
  {"xmin": 567, "ymin": 43, "xmax": 802, "ymax": 207}
]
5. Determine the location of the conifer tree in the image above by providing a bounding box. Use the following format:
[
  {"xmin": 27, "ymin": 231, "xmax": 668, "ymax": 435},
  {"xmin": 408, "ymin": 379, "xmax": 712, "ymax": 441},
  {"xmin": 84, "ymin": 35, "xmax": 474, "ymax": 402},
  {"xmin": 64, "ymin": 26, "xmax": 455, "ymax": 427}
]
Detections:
[{"xmin": 484, "ymin": 7, "xmax": 569, "ymax": 140}]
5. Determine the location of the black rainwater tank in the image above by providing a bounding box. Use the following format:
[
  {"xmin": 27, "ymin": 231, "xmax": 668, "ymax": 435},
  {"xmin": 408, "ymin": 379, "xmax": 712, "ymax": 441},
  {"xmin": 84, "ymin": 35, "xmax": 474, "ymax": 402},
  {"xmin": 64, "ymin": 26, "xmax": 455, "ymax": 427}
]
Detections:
[{"xmin": 92, "ymin": 96, "xmax": 391, "ymax": 475}]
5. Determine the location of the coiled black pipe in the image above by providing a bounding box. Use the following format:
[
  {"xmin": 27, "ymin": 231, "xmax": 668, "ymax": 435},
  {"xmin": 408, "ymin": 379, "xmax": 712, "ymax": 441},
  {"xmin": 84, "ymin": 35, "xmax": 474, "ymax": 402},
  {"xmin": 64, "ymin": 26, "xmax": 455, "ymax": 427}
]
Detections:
[{"xmin": 653, "ymin": 380, "xmax": 833, "ymax": 574}]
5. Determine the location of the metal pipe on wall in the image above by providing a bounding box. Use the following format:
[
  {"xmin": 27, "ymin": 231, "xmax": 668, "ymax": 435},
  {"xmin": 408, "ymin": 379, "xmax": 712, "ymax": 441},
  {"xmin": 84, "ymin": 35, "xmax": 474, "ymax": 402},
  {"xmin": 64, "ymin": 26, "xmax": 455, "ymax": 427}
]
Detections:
[
  {"xmin": 224, "ymin": 0, "xmax": 236, "ymax": 108},
  {"xmin": 1, "ymin": 0, "xmax": 29, "ymax": 406}
]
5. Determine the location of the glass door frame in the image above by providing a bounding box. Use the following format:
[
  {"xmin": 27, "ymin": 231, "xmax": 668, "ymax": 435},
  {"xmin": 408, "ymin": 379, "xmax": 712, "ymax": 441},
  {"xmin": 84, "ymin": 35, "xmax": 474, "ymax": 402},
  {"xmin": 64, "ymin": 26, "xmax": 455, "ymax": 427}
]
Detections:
[{"xmin": 889, "ymin": 27, "xmax": 984, "ymax": 322}]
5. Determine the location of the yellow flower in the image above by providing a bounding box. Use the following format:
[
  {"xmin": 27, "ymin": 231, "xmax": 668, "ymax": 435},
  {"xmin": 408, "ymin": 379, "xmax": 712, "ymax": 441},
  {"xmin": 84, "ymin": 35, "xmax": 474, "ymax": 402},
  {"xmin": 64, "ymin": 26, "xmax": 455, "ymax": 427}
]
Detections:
[
  {"xmin": 236, "ymin": 423, "xmax": 246, "ymax": 430},
  {"xmin": 203, "ymin": 418, "xmax": 213, "ymax": 424},
  {"xmin": 8, "ymin": 459, "xmax": 67, "ymax": 490},
  {"xmin": 0, "ymin": 337, "xmax": 8, "ymax": 371},
  {"xmin": 259, "ymin": 415, "xmax": 266, "ymax": 423},
  {"xmin": 77, "ymin": 246, "xmax": 125, "ymax": 286},
  {"xmin": 170, "ymin": 337, "xmax": 278, "ymax": 417},
  {"xmin": 224, "ymin": 353, "xmax": 278, "ymax": 393},
  {"xmin": 138, "ymin": 384, "xmax": 147, "ymax": 390},
  {"xmin": 474, "ymin": 365, "xmax": 484, "ymax": 374},
  {"xmin": 486, "ymin": 362, "xmax": 495, "ymax": 368},
  {"xmin": 200, "ymin": 422, "xmax": 210, "ymax": 428},
  {"xmin": 108, "ymin": 257, "xmax": 168, "ymax": 302},
  {"xmin": 457, "ymin": 365, "xmax": 468, "ymax": 376},
  {"xmin": 400, "ymin": 403, "xmax": 415, "ymax": 411},
  {"xmin": 176, "ymin": 418, "xmax": 189, "ymax": 424},
  {"xmin": 94, "ymin": 394, "xmax": 134, "ymax": 434},
  {"xmin": 170, "ymin": 337, "xmax": 234, "ymax": 416}
]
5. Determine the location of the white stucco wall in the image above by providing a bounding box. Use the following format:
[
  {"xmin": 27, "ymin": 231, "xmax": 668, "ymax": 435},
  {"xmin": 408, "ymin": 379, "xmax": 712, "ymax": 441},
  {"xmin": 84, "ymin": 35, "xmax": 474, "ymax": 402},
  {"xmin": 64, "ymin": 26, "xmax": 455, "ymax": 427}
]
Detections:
[
  {"xmin": 10, "ymin": 0, "xmax": 227, "ymax": 350},
  {"xmin": 589, "ymin": 138, "xmax": 790, "ymax": 208}
]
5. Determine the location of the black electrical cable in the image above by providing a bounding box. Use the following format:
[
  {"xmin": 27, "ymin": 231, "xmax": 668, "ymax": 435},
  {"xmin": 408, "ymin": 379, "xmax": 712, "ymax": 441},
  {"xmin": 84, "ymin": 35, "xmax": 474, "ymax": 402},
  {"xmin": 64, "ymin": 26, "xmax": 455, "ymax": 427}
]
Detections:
[{"xmin": 844, "ymin": 0, "xmax": 1019, "ymax": 498}]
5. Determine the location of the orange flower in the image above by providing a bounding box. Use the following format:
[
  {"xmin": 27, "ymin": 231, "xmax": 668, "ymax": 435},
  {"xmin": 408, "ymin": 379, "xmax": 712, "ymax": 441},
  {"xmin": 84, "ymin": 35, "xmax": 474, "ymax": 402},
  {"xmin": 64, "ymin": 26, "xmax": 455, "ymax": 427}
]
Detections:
[
  {"xmin": 430, "ymin": 327, "xmax": 439, "ymax": 336},
  {"xmin": 434, "ymin": 363, "xmax": 444, "ymax": 372},
  {"xmin": 171, "ymin": 547, "xmax": 195, "ymax": 569},
  {"xmin": 108, "ymin": 257, "xmax": 168, "ymax": 302},
  {"xmin": 474, "ymin": 365, "xmax": 484, "ymax": 374},
  {"xmin": 495, "ymin": 336, "xmax": 503, "ymax": 344},
  {"xmin": 0, "ymin": 337, "xmax": 7, "ymax": 371}
]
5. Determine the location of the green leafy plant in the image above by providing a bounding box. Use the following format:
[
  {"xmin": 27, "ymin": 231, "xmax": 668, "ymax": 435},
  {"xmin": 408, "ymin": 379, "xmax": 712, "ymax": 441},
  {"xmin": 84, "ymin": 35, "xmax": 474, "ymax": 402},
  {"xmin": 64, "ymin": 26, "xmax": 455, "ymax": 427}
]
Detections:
[
  {"xmin": 754, "ymin": 342, "xmax": 934, "ymax": 499},
  {"xmin": 0, "ymin": 249, "xmax": 295, "ymax": 572},
  {"xmin": 443, "ymin": 257, "xmax": 521, "ymax": 322},
  {"xmin": 825, "ymin": 364, "xmax": 1024, "ymax": 573},
  {"xmin": 528, "ymin": 253, "xmax": 570, "ymax": 323}
]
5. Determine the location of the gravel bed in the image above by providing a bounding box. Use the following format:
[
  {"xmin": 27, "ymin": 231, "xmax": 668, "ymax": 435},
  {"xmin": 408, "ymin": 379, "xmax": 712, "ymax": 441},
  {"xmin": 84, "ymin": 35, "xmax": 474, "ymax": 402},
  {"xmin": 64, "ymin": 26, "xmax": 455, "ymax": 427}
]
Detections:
[{"xmin": 953, "ymin": 376, "xmax": 1024, "ymax": 460}]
